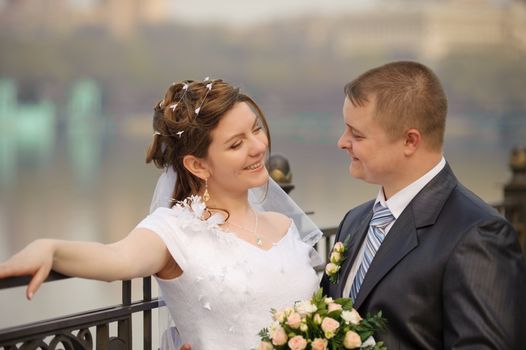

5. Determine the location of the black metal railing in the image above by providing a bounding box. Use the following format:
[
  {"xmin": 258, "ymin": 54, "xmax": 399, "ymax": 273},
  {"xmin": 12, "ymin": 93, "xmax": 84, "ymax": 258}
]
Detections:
[
  {"xmin": 493, "ymin": 201, "xmax": 526, "ymax": 255},
  {"xmin": 0, "ymin": 227, "xmax": 338, "ymax": 350},
  {"xmin": 0, "ymin": 276, "xmax": 160, "ymax": 350},
  {"xmin": 493, "ymin": 202, "xmax": 523, "ymax": 228}
]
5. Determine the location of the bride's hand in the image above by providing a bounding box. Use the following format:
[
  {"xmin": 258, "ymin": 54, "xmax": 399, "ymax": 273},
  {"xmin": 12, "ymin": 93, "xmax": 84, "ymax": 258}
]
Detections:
[
  {"xmin": 179, "ymin": 344, "xmax": 191, "ymax": 350},
  {"xmin": 0, "ymin": 239, "xmax": 55, "ymax": 300}
]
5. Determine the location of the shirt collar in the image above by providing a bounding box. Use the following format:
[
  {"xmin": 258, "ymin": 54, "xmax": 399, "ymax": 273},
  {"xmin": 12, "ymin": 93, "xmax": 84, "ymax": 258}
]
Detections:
[{"xmin": 375, "ymin": 157, "xmax": 446, "ymax": 219}]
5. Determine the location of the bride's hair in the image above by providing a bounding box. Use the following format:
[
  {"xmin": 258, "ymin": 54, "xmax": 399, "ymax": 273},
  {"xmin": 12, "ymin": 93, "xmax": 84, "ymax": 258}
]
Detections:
[{"xmin": 146, "ymin": 79, "xmax": 271, "ymax": 205}]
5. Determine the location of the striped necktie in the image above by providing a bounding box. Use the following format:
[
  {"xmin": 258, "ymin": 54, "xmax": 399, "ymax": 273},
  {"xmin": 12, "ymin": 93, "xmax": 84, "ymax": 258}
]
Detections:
[{"xmin": 349, "ymin": 204, "xmax": 394, "ymax": 301}]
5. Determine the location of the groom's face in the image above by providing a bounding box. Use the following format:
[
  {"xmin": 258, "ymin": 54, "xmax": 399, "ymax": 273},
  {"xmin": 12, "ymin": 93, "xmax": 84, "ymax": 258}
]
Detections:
[{"xmin": 338, "ymin": 97, "xmax": 405, "ymax": 187}]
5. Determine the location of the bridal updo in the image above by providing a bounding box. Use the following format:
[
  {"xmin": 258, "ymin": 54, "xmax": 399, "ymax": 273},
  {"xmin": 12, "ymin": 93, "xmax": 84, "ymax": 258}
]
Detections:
[{"xmin": 146, "ymin": 79, "xmax": 270, "ymax": 204}]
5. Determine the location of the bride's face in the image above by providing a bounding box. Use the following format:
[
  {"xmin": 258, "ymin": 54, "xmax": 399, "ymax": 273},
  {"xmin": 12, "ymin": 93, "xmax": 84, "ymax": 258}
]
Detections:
[{"xmin": 204, "ymin": 102, "xmax": 269, "ymax": 195}]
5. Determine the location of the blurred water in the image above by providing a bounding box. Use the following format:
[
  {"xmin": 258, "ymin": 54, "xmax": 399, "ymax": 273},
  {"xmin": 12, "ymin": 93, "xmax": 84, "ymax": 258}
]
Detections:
[{"xmin": 0, "ymin": 109, "xmax": 524, "ymax": 336}]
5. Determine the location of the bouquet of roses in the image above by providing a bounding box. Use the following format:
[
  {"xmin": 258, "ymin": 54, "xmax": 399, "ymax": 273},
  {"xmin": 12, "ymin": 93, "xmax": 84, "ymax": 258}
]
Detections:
[{"xmin": 257, "ymin": 288, "xmax": 387, "ymax": 350}]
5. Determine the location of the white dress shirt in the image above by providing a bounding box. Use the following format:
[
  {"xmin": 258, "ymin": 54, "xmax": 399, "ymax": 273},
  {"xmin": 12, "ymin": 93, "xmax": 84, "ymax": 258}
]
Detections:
[{"xmin": 342, "ymin": 157, "xmax": 446, "ymax": 297}]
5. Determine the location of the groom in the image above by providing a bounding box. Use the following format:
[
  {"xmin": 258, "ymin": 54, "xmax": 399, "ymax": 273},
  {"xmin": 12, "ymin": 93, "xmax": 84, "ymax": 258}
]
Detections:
[{"xmin": 320, "ymin": 61, "xmax": 526, "ymax": 348}]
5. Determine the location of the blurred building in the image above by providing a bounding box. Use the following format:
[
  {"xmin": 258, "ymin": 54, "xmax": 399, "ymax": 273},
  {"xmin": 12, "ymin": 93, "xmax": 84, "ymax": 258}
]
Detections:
[
  {"xmin": 421, "ymin": 0, "xmax": 526, "ymax": 59},
  {"xmin": 300, "ymin": 0, "xmax": 526, "ymax": 60},
  {"xmin": 0, "ymin": 0, "xmax": 173, "ymax": 38},
  {"xmin": 0, "ymin": 0, "xmax": 524, "ymax": 53}
]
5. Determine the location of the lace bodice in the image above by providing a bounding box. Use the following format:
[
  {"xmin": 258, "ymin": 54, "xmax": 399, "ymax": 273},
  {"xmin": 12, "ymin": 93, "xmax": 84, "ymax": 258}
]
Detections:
[{"xmin": 136, "ymin": 196, "xmax": 320, "ymax": 350}]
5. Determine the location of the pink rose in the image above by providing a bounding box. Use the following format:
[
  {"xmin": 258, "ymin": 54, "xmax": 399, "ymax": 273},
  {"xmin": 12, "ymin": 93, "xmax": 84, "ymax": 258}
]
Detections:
[
  {"xmin": 287, "ymin": 312, "xmax": 302, "ymax": 329},
  {"xmin": 311, "ymin": 338, "xmax": 328, "ymax": 350},
  {"xmin": 321, "ymin": 317, "xmax": 340, "ymax": 339},
  {"xmin": 328, "ymin": 303, "xmax": 342, "ymax": 313},
  {"xmin": 257, "ymin": 341, "xmax": 274, "ymax": 350},
  {"xmin": 271, "ymin": 326, "xmax": 288, "ymax": 346},
  {"xmin": 287, "ymin": 335, "xmax": 307, "ymax": 350},
  {"xmin": 343, "ymin": 330, "xmax": 362, "ymax": 349}
]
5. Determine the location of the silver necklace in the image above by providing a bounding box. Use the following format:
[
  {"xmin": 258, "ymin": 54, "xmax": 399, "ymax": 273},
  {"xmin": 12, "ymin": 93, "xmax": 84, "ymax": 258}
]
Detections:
[{"xmin": 226, "ymin": 207, "xmax": 262, "ymax": 246}]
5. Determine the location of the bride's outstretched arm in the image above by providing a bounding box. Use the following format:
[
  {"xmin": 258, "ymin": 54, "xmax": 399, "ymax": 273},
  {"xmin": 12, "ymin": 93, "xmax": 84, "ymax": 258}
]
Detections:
[{"xmin": 0, "ymin": 228, "xmax": 171, "ymax": 300}]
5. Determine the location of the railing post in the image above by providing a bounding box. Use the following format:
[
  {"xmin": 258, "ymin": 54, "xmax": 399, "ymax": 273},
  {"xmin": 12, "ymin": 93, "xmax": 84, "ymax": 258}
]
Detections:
[
  {"xmin": 503, "ymin": 147, "xmax": 526, "ymax": 254},
  {"xmin": 96, "ymin": 324, "xmax": 110, "ymax": 350},
  {"xmin": 116, "ymin": 280, "xmax": 132, "ymax": 350},
  {"xmin": 268, "ymin": 154, "xmax": 295, "ymax": 194},
  {"xmin": 143, "ymin": 277, "xmax": 152, "ymax": 350}
]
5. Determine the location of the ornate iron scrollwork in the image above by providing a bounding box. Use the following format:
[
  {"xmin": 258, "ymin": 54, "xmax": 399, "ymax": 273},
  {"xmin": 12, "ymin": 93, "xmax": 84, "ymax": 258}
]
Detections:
[{"xmin": 11, "ymin": 328, "xmax": 93, "ymax": 350}]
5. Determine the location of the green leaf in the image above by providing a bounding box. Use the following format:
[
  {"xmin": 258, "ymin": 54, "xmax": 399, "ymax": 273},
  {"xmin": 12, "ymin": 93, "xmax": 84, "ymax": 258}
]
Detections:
[{"xmin": 335, "ymin": 297, "xmax": 354, "ymax": 310}]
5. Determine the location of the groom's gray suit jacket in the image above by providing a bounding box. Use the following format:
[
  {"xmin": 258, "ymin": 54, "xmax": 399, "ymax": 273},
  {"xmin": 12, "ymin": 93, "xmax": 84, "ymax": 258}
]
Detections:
[{"xmin": 321, "ymin": 163, "xmax": 526, "ymax": 349}]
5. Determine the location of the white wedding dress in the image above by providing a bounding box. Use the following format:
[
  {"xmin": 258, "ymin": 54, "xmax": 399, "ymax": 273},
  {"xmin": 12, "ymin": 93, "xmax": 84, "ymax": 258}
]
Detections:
[{"xmin": 136, "ymin": 196, "xmax": 321, "ymax": 350}]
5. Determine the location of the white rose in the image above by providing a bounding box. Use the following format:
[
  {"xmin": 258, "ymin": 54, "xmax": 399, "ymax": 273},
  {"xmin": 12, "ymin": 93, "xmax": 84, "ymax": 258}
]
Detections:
[
  {"xmin": 268, "ymin": 321, "xmax": 280, "ymax": 335},
  {"xmin": 325, "ymin": 263, "xmax": 340, "ymax": 276},
  {"xmin": 362, "ymin": 336, "xmax": 376, "ymax": 347},
  {"xmin": 341, "ymin": 309, "xmax": 362, "ymax": 325},
  {"xmin": 273, "ymin": 309, "xmax": 286, "ymax": 323},
  {"xmin": 330, "ymin": 251, "xmax": 342, "ymax": 264},
  {"xmin": 333, "ymin": 242, "xmax": 345, "ymax": 253},
  {"xmin": 294, "ymin": 300, "xmax": 317, "ymax": 316}
]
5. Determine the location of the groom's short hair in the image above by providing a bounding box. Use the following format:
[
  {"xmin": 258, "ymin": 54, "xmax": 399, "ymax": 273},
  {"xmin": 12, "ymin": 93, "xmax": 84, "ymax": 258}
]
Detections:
[{"xmin": 344, "ymin": 61, "xmax": 447, "ymax": 151}]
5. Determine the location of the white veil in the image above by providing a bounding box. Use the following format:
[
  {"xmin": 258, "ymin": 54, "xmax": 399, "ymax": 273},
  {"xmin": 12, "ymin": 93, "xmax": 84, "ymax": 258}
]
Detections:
[{"xmin": 150, "ymin": 167, "xmax": 323, "ymax": 349}]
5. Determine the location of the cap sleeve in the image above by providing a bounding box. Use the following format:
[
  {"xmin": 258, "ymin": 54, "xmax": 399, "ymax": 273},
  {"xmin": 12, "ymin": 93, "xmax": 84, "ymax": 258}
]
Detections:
[{"xmin": 136, "ymin": 207, "xmax": 189, "ymax": 271}]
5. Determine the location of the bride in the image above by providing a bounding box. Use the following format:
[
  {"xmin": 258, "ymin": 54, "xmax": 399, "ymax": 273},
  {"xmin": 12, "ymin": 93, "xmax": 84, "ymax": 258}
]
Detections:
[{"xmin": 0, "ymin": 78, "xmax": 322, "ymax": 349}]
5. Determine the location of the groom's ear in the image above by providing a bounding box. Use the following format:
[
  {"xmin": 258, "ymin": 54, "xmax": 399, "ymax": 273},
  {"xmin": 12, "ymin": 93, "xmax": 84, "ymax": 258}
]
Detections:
[
  {"xmin": 182, "ymin": 155, "xmax": 210, "ymax": 180},
  {"xmin": 403, "ymin": 128, "xmax": 421, "ymax": 156}
]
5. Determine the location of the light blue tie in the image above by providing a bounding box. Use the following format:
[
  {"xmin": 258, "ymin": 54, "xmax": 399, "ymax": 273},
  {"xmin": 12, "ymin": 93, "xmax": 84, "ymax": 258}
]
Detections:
[{"xmin": 349, "ymin": 204, "xmax": 394, "ymax": 301}]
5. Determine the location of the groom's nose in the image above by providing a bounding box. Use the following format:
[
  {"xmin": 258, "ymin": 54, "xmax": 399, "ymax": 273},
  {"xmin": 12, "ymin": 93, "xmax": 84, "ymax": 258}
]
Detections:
[{"xmin": 337, "ymin": 133, "xmax": 351, "ymax": 151}]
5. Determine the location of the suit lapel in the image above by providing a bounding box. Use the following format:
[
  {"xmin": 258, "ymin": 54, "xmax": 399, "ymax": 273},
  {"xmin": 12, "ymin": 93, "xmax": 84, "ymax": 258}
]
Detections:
[
  {"xmin": 354, "ymin": 209, "xmax": 418, "ymax": 308},
  {"xmin": 336, "ymin": 207, "xmax": 373, "ymax": 296},
  {"xmin": 353, "ymin": 163, "xmax": 458, "ymax": 308}
]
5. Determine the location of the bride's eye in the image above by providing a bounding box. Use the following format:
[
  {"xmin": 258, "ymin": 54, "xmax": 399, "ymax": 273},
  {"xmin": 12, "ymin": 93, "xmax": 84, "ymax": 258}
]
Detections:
[{"xmin": 230, "ymin": 141, "xmax": 242, "ymax": 149}]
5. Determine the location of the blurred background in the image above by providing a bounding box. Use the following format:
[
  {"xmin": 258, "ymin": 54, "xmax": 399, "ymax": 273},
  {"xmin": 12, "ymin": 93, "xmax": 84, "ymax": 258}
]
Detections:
[{"xmin": 0, "ymin": 0, "xmax": 525, "ymax": 341}]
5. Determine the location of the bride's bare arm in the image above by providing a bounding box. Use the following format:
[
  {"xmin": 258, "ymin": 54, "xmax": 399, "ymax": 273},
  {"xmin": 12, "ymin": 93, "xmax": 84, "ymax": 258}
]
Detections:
[{"xmin": 0, "ymin": 228, "xmax": 170, "ymax": 300}]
